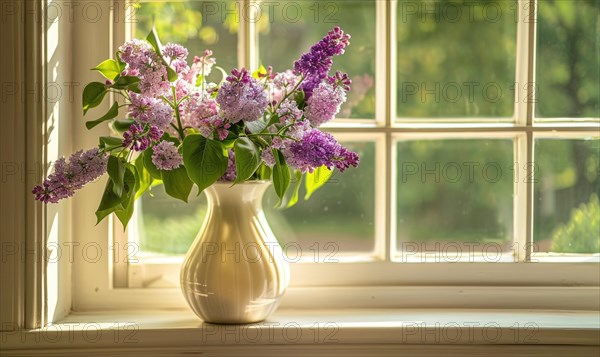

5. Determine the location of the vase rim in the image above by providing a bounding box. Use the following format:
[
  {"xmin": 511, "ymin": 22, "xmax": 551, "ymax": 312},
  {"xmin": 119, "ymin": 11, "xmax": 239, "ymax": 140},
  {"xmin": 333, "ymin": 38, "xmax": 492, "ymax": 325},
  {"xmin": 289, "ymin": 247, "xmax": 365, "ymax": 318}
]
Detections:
[{"xmin": 211, "ymin": 180, "xmax": 271, "ymax": 186}]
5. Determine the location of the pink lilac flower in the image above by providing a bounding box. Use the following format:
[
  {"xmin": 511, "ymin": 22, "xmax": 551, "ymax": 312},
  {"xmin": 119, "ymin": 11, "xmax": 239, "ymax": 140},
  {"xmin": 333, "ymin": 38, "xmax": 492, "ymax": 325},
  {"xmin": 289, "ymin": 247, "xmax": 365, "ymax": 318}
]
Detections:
[
  {"xmin": 183, "ymin": 50, "xmax": 216, "ymax": 84},
  {"xmin": 138, "ymin": 65, "xmax": 171, "ymax": 97},
  {"xmin": 273, "ymin": 70, "xmax": 299, "ymax": 90},
  {"xmin": 304, "ymin": 80, "xmax": 347, "ymax": 127},
  {"xmin": 32, "ymin": 148, "xmax": 108, "ymax": 203},
  {"xmin": 123, "ymin": 123, "xmax": 163, "ymax": 151},
  {"xmin": 293, "ymin": 27, "xmax": 350, "ymax": 99},
  {"xmin": 270, "ymin": 70, "xmax": 299, "ymax": 103},
  {"xmin": 283, "ymin": 128, "xmax": 359, "ymax": 173},
  {"xmin": 276, "ymin": 99, "xmax": 303, "ymax": 123},
  {"xmin": 216, "ymin": 68, "xmax": 268, "ymax": 123},
  {"xmin": 151, "ymin": 140, "xmax": 183, "ymax": 170},
  {"xmin": 187, "ymin": 96, "xmax": 231, "ymax": 140},
  {"xmin": 219, "ymin": 149, "xmax": 236, "ymax": 182},
  {"xmin": 119, "ymin": 39, "xmax": 171, "ymax": 97},
  {"xmin": 128, "ymin": 92, "xmax": 174, "ymax": 129},
  {"xmin": 162, "ymin": 43, "xmax": 189, "ymax": 74},
  {"xmin": 118, "ymin": 39, "xmax": 155, "ymax": 72}
]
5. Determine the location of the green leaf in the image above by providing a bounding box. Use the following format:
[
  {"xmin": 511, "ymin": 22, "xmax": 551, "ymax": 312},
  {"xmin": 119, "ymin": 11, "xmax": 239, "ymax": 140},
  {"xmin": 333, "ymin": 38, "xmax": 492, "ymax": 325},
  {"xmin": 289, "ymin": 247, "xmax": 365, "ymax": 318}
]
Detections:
[
  {"xmin": 272, "ymin": 149, "xmax": 291, "ymax": 206},
  {"xmin": 86, "ymin": 101, "xmax": 119, "ymax": 129},
  {"xmin": 146, "ymin": 27, "xmax": 163, "ymax": 54},
  {"xmin": 92, "ymin": 59, "xmax": 124, "ymax": 80},
  {"xmin": 182, "ymin": 134, "xmax": 228, "ymax": 193},
  {"xmin": 166, "ymin": 66, "xmax": 178, "ymax": 82},
  {"xmin": 95, "ymin": 165, "xmax": 137, "ymax": 227},
  {"xmin": 304, "ymin": 165, "xmax": 333, "ymax": 200},
  {"xmin": 95, "ymin": 179, "xmax": 127, "ymax": 224},
  {"xmin": 252, "ymin": 65, "xmax": 267, "ymax": 79},
  {"xmin": 99, "ymin": 136, "xmax": 123, "ymax": 150},
  {"xmin": 110, "ymin": 118, "xmax": 135, "ymax": 135},
  {"xmin": 82, "ymin": 82, "xmax": 107, "ymax": 114},
  {"xmin": 286, "ymin": 170, "xmax": 303, "ymax": 208},
  {"xmin": 246, "ymin": 117, "xmax": 269, "ymax": 134},
  {"xmin": 142, "ymin": 149, "xmax": 162, "ymax": 180},
  {"xmin": 114, "ymin": 166, "xmax": 139, "ymax": 229},
  {"xmin": 259, "ymin": 164, "xmax": 272, "ymax": 181},
  {"xmin": 161, "ymin": 165, "xmax": 193, "ymax": 202},
  {"xmin": 107, "ymin": 155, "xmax": 126, "ymax": 196},
  {"xmin": 111, "ymin": 75, "xmax": 140, "ymax": 90},
  {"xmin": 234, "ymin": 137, "xmax": 261, "ymax": 183},
  {"xmin": 134, "ymin": 155, "xmax": 153, "ymax": 199}
]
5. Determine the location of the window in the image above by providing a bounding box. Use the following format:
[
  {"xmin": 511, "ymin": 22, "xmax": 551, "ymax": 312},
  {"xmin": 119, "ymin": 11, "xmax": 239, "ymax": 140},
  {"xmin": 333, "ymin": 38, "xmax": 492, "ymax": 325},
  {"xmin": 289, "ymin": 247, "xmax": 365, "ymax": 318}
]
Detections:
[{"xmin": 72, "ymin": 0, "xmax": 598, "ymax": 310}]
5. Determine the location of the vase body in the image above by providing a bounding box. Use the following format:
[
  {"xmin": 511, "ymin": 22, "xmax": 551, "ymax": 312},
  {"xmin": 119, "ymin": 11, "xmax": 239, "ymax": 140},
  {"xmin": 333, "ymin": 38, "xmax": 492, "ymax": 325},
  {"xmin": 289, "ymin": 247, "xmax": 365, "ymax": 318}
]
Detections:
[{"xmin": 180, "ymin": 181, "xmax": 290, "ymax": 324}]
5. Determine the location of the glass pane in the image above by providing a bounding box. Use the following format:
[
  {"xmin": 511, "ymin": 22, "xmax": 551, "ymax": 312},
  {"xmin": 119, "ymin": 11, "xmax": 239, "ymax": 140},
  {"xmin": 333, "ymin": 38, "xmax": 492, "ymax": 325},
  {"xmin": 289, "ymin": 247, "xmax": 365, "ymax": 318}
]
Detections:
[
  {"xmin": 136, "ymin": 185, "xmax": 207, "ymax": 255},
  {"xmin": 396, "ymin": 0, "xmax": 517, "ymax": 118},
  {"xmin": 258, "ymin": 0, "xmax": 376, "ymax": 119},
  {"xmin": 534, "ymin": 139, "xmax": 600, "ymax": 253},
  {"xmin": 135, "ymin": 0, "xmax": 238, "ymax": 74},
  {"xmin": 395, "ymin": 140, "xmax": 514, "ymax": 260},
  {"xmin": 535, "ymin": 0, "xmax": 600, "ymax": 119},
  {"xmin": 264, "ymin": 142, "xmax": 376, "ymax": 256}
]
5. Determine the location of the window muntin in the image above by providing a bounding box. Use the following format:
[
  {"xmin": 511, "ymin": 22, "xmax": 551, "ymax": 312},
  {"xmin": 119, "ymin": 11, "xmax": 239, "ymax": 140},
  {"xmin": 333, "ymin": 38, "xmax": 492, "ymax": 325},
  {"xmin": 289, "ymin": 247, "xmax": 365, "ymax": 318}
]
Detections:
[{"xmin": 117, "ymin": 0, "xmax": 600, "ymax": 290}]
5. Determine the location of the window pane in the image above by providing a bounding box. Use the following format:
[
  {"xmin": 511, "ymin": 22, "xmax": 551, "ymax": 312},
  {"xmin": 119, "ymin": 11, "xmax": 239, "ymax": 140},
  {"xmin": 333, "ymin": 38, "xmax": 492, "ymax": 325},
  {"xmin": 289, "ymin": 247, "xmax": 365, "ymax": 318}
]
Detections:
[
  {"xmin": 135, "ymin": 0, "xmax": 238, "ymax": 73},
  {"xmin": 534, "ymin": 138, "xmax": 600, "ymax": 253},
  {"xmin": 535, "ymin": 0, "xmax": 600, "ymax": 119},
  {"xmin": 264, "ymin": 142, "xmax": 376, "ymax": 256},
  {"xmin": 395, "ymin": 140, "xmax": 514, "ymax": 260},
  {"xmin": 396, "ymin": 1, "xmax": 517, "ymax": 118},
  {"xmin": 136, "ymin": 185, "xmax": 207, "ymax": 255},
  {"xmin": 258, "ymin": 0, "xmax": 376, "ymax": 119}
]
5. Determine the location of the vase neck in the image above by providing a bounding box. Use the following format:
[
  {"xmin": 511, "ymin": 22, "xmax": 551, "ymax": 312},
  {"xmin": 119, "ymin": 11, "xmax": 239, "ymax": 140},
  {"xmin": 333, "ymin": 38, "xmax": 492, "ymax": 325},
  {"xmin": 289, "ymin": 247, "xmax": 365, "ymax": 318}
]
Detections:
[{"xmin": 204, "ymin": 182, "xmax": 271, "ymax": 210}]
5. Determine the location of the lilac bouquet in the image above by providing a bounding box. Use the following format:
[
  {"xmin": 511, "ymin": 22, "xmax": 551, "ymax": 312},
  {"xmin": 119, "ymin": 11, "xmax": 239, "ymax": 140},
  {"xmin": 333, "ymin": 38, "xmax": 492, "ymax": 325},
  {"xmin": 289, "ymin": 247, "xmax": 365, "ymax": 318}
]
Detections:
[{"xmin": 32, "ymin": 27, "xmax": 359, "ymax": 228}]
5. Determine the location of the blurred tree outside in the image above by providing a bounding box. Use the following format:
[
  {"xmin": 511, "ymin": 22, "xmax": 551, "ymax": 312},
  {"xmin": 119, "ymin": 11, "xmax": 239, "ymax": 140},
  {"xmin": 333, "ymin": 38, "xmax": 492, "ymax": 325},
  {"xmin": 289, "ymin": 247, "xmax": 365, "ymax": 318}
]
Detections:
[{"xmin": 132, "ymin": 0, "xmax": 599, "ymax": 255}]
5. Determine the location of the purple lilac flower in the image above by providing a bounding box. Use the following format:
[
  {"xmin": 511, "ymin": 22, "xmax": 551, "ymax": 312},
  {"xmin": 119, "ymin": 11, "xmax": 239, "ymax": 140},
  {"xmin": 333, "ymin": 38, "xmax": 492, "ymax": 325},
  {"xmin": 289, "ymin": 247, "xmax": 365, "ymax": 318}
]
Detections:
[
  {"xmin": 151, "ymin": 140, "xmax": 183, "ymax": 170},
  {"xmin": 286, "ymin": 120, "xmax": 311, "ymax": 141},
  {"xmin": 32, "ymin": 148, "xmax": 108, "ymax": 203},
  {"xmin": 283, "ymin": 128, "xmax": 359, "ymax": 173},
  {"xmin": 216, "ymin": 68, "xmax": 268, "ymax": 123},
  {"xmin": 293, "ymin": 27, "xmax": 350, "ymax": 99},
  {"xmin": 162, "ymin": 43, "xmax": 189, "ymax": 74},
  {"xmin": 123, "ymin": 123, "xmax": 163, "ymax": 151},
  {"xmin": 260, "ymin": 148, "xmax": 276, "ymax": 167},
  {"xmin": 219, "ymin": 149, "xmax": 236, "ymax": 182},
  {"xmin": 276, "ymin": 99, "xmax": 303, "ymax": 123},
  {"xmin": 304, "ymin": 80, "xmax": 347, "ymax": 127},
  {"xmin": 128, "ymin": 92, "xmax": 174, "ymax": 129}
]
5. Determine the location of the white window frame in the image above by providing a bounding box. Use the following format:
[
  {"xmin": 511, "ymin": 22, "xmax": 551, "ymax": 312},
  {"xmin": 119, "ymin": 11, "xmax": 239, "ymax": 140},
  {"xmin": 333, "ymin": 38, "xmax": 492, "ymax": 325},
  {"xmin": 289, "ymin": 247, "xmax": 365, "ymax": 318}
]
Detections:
[{"xmin": 64, "ymin": 0, "xmax": 600, "ymax": 313}]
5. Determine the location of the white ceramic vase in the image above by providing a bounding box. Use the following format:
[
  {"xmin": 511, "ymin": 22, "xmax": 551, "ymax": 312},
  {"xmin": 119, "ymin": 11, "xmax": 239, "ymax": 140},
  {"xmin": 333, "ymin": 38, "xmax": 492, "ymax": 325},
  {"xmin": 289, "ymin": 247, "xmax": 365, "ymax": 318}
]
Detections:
[{"xmin": 180, "ymin": 181, "xmax": 290, "ymax": 324}]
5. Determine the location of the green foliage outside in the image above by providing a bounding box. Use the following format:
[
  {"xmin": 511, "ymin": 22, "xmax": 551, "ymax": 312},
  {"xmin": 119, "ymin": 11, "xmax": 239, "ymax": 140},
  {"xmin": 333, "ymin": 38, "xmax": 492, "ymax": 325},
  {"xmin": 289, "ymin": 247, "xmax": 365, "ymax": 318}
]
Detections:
[
  {"xmin": 135, "ymin": 0, "xmax": 600, "ymax": 255},
  {"xmin": 551, "ymin": 194, "xmax": 600, "ymax": 253}
]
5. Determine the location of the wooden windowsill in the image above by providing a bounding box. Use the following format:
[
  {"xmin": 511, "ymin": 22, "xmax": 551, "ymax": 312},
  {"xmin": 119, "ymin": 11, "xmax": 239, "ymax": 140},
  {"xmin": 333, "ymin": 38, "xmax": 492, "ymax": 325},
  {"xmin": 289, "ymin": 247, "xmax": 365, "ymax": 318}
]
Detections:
[{"xmin": 2, "ymin": 308, "xmax": 599, "ymax": 356}]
